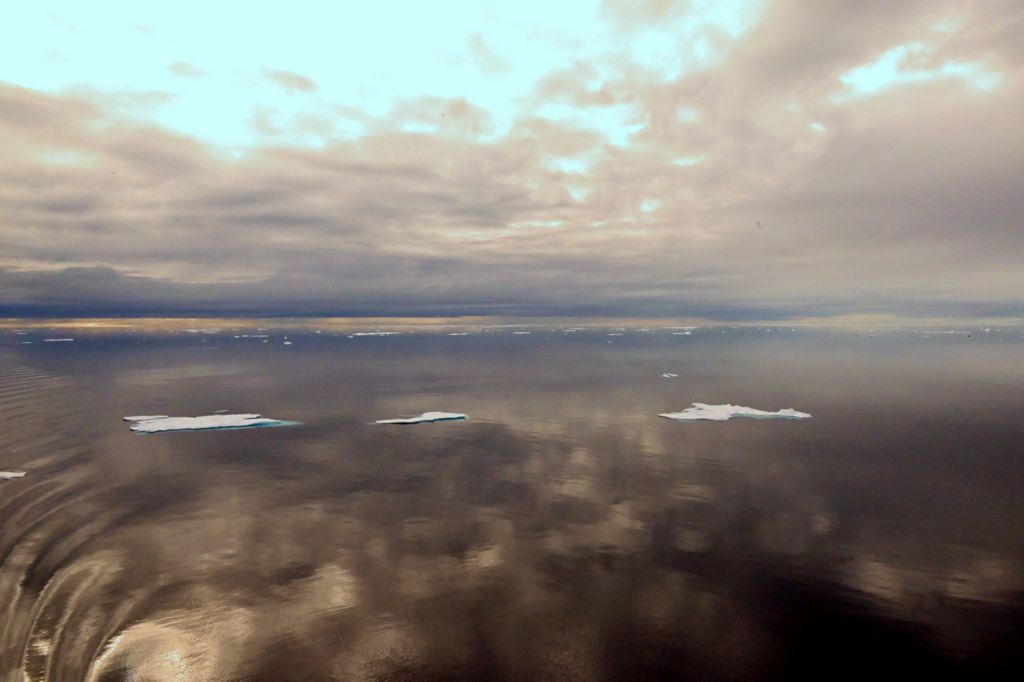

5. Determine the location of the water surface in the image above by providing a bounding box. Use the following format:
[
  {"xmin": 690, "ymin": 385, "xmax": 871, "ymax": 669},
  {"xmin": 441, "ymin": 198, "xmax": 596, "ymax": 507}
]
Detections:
[{"xmin": 1, "ymin": 327, "xmax": 1023, "ymax": 680}]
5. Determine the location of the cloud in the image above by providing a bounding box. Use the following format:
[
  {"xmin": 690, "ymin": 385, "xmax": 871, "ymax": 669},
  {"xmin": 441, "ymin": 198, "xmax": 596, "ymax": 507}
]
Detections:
[
  {"xmin": 168, "ymin": 61, "xmax": 204, "ymax": 78},
  {"xmin": 467, "ymin": 34, "xmax": 509, "ymax": 75},
  {"xmin": 1, "ymin": 1, "xmax": 1022, "ymax": 319},
  {"xmin": 261, "ymin": 68, "xmax": 318, "ymax": 94},
  {"xmin": 599, "ymin": 0, "xmax": 695, "ymax": 30}
]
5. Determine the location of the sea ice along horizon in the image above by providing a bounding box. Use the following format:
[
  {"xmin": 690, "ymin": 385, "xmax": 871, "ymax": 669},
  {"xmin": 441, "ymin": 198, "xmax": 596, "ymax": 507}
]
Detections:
[
  {"xmin": 659, "ymin": 403, "xmax": 811, "ymax": 421},
  {"xmin": 124, "ymin": 414, "xmax": 299, "ymax": 433}
]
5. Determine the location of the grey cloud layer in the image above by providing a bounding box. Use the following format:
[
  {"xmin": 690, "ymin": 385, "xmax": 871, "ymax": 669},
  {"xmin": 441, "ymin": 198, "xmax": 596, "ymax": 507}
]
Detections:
[{"xmin": 1, "ymin": 0, "xmax": 1022, "ymax": 318}]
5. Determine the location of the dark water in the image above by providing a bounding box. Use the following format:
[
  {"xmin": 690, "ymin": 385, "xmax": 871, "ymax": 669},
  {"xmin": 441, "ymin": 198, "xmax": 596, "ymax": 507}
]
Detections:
[{"xmin": 1, "ymin": 326, "xmax": 1023, "ymax": 681}]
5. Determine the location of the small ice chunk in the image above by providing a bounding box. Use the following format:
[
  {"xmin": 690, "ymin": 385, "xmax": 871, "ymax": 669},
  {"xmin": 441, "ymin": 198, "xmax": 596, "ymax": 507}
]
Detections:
[
  {"xmin": 512, "ymin": 331, "xmax": 531, "ymax": 335},
  {"xmin": 123, "ymin": 415, "xmax": 170, "ymax": 422},
  {"xmin": 375, "ymin": 411, "xmax": 468, "ymax": 425},
  {"xmin": 283, "ymin": 341, "xmax": 293, "ymax": 345},
  {"xmin": 43, "ymin": 338, "xmax": 75, "ymax": 342},
  {"xmin": 659, "ymin": 403, "xmax": 811, "ymax": 421},
  {"xmin": 126, "ymin": 413, "xmax": 298, "ymax": 433},
  {"xmin": 661, "ymin": 373, "xmax": 678, "ymax": 378},
  {"xmin": 0, "ymin": 471, "xmax": 27, "ymax": 480},
  {"xmin": 448, "ymin": 332, "xmax": 469, "ymax": 336},
  {"xmin": 351, "ymin": 331, "xmax": 400, "ymax": 336},
  {"xmin": 672, "ymin": 331, "xmax": 692, "ymax": 335}
]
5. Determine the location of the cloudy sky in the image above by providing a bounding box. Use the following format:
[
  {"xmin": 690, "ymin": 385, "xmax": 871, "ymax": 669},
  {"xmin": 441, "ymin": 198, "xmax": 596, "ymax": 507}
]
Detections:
[{"xmin": 1, "ymin": 0, "xmax": 1021, "ymax": 320}]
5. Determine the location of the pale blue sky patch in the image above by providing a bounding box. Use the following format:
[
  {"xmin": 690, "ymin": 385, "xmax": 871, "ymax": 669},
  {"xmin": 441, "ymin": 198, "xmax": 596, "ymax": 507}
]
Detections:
[
  {"xmin": 671, "ymin": 156, "xmax": 707, "ymax": 167},
  {"xmin": 400, "ymin": 120, "xmax": 440, "ymax": 135},
  {"xmin": 608, "ymin": 0, "xmax": 764, "ymax": 79},
  {"xmin": 838, "ymin": 43, "xmax": 1002, "ymax": 99},
  {"xmin": 676, "ymin": 108, "xmax": 701, "ymax": 123},
  {"xmin": 0, "ymin": 0, "xmax": 606, "ymax": 147},
  {"xmin": 549, "ymin": 154, "xmax": 597, "ymax": 175},
  {"xmin": 0, "ymin": 0, "xmax": 762, "ymax": 150},
  {"xmin": 568, "ymin": 185, "xmax": 593, "ymax": 202},
  {"xmin": 536, "ymin": 102, "xmax": 644, "ymax": 147}
]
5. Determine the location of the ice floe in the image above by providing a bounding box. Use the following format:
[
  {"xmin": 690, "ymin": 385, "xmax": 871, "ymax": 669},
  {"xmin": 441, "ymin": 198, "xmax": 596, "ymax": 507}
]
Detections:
[
  {"xmin": 374, "ymin": 411, "xmax": 468, "ymax": 425},
  {"xmin": 661, "ymin": 373, "xmax": 679, "ymax": 378},
  {"xmin": 125, "ymin": 413, "xmax": 298, "ymax": 433},
  {"xmin": 0, "ymin": 471, "xmax": 27, "ymax": 480},
  {"xmin": 351, "ymin": 331, "xmax": 400, "ymax": 336},
  {"xmin": 659, "ymin": 403, "xmax": 811, "ymax": 422},
  {"xmin": 43, "ymin": 338, "xmax": 75, "ymax": 342}
]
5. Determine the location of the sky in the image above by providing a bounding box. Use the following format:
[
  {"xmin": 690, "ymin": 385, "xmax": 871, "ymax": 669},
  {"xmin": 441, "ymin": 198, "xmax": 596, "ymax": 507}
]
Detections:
[{"xmin": 0, "ymin": 0, "xmax": 1022, "ymax": 320}]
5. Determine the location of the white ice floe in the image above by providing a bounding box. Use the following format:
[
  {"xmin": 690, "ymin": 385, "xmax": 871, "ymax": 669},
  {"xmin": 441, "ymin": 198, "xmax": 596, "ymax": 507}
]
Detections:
[
  {"xmin": 125, "ymin": 413, "xmax": 298, "ymax": 433},
  {"xmin": 659, "ymin": 403, "xmax": 811, "ymax": 422},
  {"xmin": 0, "ymin": 471, "xmax": 27, "ymax": 480},
  {"xmin": 512, "ymin": 331, "xmax": 531, "ymax": 335},
  {"xmin": 375, "ymin": 411, "xmax": 467, "ymax": 425},
  {"xmin": 661, "ymin": 373, "xmax": 679, "ymax": 378},
  {"xmin": 351, "ymin": 331, "xmax": 400, "ymax": 336},
  {"xmin": 43, "ymin": 338, "xmax": 75, "ymax": 342},
  {"xmin": 448, "ymin": 332, "xmax": 470, "ymax": 336},
  {"xmin": 672, "ymin": 331, "xmax": 692, "ymax": 335}
]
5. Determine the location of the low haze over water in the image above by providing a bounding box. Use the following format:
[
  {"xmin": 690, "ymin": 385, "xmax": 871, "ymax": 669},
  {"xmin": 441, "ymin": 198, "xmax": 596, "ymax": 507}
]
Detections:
[{"xmin": 1, "ymin": 326, "xmax": 1023, "ymax": 680}]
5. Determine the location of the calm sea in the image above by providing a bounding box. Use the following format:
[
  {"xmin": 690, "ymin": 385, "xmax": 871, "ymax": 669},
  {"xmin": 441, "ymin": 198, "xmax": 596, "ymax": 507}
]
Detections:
[{"xmin": 1, "ymin": 326, "xmax": 1022, "ymax": 680}]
